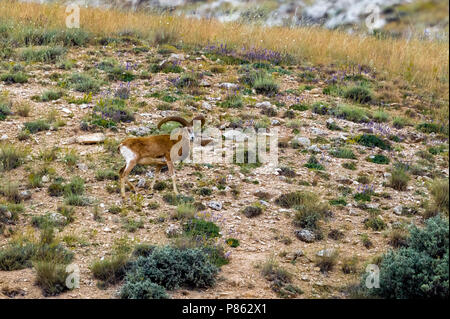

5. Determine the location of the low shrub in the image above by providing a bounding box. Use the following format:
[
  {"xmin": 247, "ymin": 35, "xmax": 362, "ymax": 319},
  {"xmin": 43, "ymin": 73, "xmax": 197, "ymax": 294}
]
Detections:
[{"xmin": 363, "ymin": 216, "xmax": 448, "ymax": 298}]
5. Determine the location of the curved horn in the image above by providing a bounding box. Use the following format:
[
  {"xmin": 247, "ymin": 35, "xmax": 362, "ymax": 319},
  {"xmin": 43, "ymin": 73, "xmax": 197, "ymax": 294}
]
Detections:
[
  {"xmin": 157, "ymin": 116, "xmax": 189, "ymax": 129},
  {"xmin": 190, "ymin": 115, "xmax": 205, "ymax": 127}
]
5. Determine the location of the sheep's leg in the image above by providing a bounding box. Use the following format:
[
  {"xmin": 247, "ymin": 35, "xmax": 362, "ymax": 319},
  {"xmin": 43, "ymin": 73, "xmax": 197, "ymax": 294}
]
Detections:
[{"xmin": 166, "ymin": 159, "xmax": 178, "ymax": 194}]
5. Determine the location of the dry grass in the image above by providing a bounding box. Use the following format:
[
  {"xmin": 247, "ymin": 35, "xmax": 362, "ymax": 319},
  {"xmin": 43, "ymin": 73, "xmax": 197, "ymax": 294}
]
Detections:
[{"xmin": 0, "ymin": 1, "xmax": 448, "ymax": 106}]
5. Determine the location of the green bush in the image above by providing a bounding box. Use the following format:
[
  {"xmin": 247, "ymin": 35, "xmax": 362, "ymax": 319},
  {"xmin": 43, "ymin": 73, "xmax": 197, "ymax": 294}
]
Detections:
[
  {"xmin": 1, "ymin": 71, "xmax": 28, "ymax": 84},
  {"xmin": 0, "ymin": 143, "xmax": 26, "ymax": 171},
  {"xmin": 0, "ymin": 97, "xmax": 12, "ymax": 120},
  {"xmin": 253, "ymin": 74, "xmax": 279, "ymax": 96},
  {"xmin": 367, "ymin": 154, "xmax": 390, "ymax": 164},
  {"xmin": 34, "ymin": 261, "xmax": 69, "ymax": 296},
  {"xmin": 40, "ymin": 90, "xmax": 63, "ymax": 102},
  {"xmin": 304, "ymin": 155, "xmax": 325, "ymax": 170},
  {"xmin": 426, "ymin": 179, "xmax": 449, "ymax": 217},
  {"xmin": 64, "ymin": 73, "xmax": 101, "ymax": 93},
  {"xmin": 332, "ymin": 104, "xmax": 371, "ymax": 123},
  {"xmin": 356, "ymin": 134, "xmax": 390, "ymax": 150},
  {"xmin": 364, "ymin": 216, "xmax": 449, "ymax": 299},
  {"xmin": 176, "ymin": 73, "xmax": 198, "ymax": 88},
  {"xmin": 311, "ymin": 102, "xmax": 329, "ymax": 115},
  {"xmin": 0, "ymin": 244, "xmax": 35, "ymax": 271},
  {"xmin": 23, "ymin": 119, "xmax": 50, "ymax": 133},
  {"xmin": 122, "ymin": 246, "xmax": 218, "ymax": 291},
  {"xmin": 91, "ymin": 254, "xmax": 130, "ymax": 285},
  {"xmin": 20, "ymin": 46, "xmax": 65, "ymax": 63},
  {"xmin": 120, "ymin": 280, "xmax": 168, "ymax": 299},
  {"xmin": 389, "ymin": 166, "xmax": 410, "ymax": 191},
  {"xmin": 220, "ymin": 94, "xmax": 243, "ymax": 108},
  {"xmin": 344, "ymin": 86, "xmax": 373, "ymax": 103},
  {"xmin": 330, "ymin": 147, "xmax": 356, "ymax": 159},
  {"xmin": 183, "ymin": 219, "xmax": 221, "ymax": 239}
]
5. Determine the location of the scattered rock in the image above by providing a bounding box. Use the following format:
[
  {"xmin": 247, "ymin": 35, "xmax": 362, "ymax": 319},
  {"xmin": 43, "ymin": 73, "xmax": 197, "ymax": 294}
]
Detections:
[
  {"xmin": 77, "ymin": 163, "xmax": 88, "ymax": 171},
  {"xmin": 202, "ymin": 101, "xmax": 212, "ymax": 110},
  {"xmin": 295, "ymin": 229, "xmax": 315, "ymax": 243},
  {"xmin": 316, "ymin": 248, "xmax": 336, "ymax": 257},
  {"xmin": 18, "ymin": 190, "xmax": 32, "ymax": 201},
  {"xmin": 166, "ymin": 224, "xmax": 182, "ymax": 237},
  {"xmin": 393, "ymin": 205, "xmax": 403, "ymax": 215},
  {"xmin": 137, "ymin": 177, "xmax": 146, "ymax": 188},
  {"xmin": 126, "ymin": 126, "xmax": 151, "ymax": 136},
  {"xmin": 199, "ymin": 79, "xmax": 211, "ymax": 87},
  {"xmin": 218, "ymin": 82, "xmax": 238, "ymax": 90},
  {"xmin": 223, "ymin": 130, "xmax": 247, "ymax": 142},
  {"xmin": 48, "ymin": 212, "xmax": 68, "ymax": 226},
  {"xmin": 255, "ymin": 101, "xmax": 272, "ymax": 108},
  {"xmin": 292, "ymin": 136, "xmax": 311, "ymax": 147},
  {"xmin": 208, "ymin": 201, "xmax": 222, "ymax": 211},
  {"xmin": 76, "ymin": 133, "xmax": 106, "ymax": 144}
]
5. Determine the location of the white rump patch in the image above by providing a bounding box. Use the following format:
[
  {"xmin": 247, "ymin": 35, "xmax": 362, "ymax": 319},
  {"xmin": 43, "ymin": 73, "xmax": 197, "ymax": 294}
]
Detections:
[{"xmin": 119, "ymin": 145, "xmax": 137, "ymax": 169}]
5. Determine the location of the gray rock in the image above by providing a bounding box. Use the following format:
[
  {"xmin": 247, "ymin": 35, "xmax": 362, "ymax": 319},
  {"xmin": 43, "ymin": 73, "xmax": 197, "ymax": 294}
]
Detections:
[
  {"xmin": 294, "ymin": 250, "xmax": 305, "ymax": 258},
  {"xmin": 255, "ymin": 101, "xmax": 272, "ymax": 108},
  {"xmin": 316, "ymin": 248, "xmax": 336, "ymax": 257},
  {"xmin": 137, "ymin": 178, "xmax": 147, "ymax": 188},
  {"xmin": 202, "ymin": 101, "xmax": 212, "ymax": 110},
  {"xmin": 292, "ymin": 136, "xmax": 311, "ymax": 148},
  {"xmin": 76, "ymin": 133, "xmax": 106, "ymax": 144},
  {"xmin": 199, "ymin": 79, "xmax": 211, "ymax": 87},
  {"xmin": 126, "ymin": 126, "xmax": 151, "ymax": 137},
  {"xmin": 271, "ymin": 119, "xmax": 280, "ymax": 125},
  {"xmin": 168, "ymin": 53, "xmax": 185, "ymax": 62},
  {"xmin": 308, "ymin": 144, "xmax": 321, "ymax": 153},
  {"xmin": 218, "ymin": 82, "xmax": 238, "ymax": 90},
  {"xmin": 223, "ymin": 130, "xmax": 247, "ymax": 142},
  {"xmin": 19, "ymin": 190, "xmax": 32, "ymax": 201},
  {"xmin": 311, "ymin": 127, "xmax": 328, "ymax": 136},
  {"xmin": 48, "ymin": 212, "xmax": 68, "ymax": 226},
  {"xmin": 208, "ymin": 201, "xmax": 222, "ymax": 211},
  {"xmin": 0, "ymin": 208, "xmax": 12, "ymax": 219},
  {"xmin": 295, "ymin": 229, "xmax": 315, "ymax": 243},
  {"xmin": 77, "ymin": 163, "xmax": 88, "ymax": 171},
  {"xmin": 393, "ymin": 205, "xmax": 403, "ymax": 215},
  {"xmin": 166, "ymin": 224, "xmax": 182, "ymax": 237}
]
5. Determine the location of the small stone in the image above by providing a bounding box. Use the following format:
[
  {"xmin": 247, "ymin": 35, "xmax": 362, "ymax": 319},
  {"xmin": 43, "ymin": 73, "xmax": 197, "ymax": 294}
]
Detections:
[
  {"xmin": 393, "ymin": 205, "xmax": 403, "ymax": 216},
  {"xmin": 199, "ymin": 79, "xmax": 211, "ymax": 87},
  {"xmin": 76, "ymin": 133, "xmax": 106, "ymax": 144},
  {"xmin": 308, "ymin": 144, "xmax": 321, "ymax": 153},
  {"xmin": 255, "ymin": 101, "xmax": 272, "ymax": 108},
  {"xmin": 48, "ymin": 212, "xmax": 68, "ymax": 226},
  {"xmin": 292, "ymin": 136, "xmax": 311, "ymax": 147},
  {"xmin": 208, "ymin": 201, "xmax": 222, "ymax": 211},
  {"xmin": 166, "ymin": 224, "xmax": 182, "ymax": 237},
  {"xmin": 223, "ymin": 130, "xmax": 247, "ymax": 142},
  {"xmin": 41, "ymin": 175, "xmax": 50, "ymax": 183},
  {"xmin": 316, "ymin": 248, "xmax": 335, "ymax": 257},
  {"xmin": 218, "ymin": 82, "xmax": 238, "ymax": 90},
  {"xmin": 202, "ymin": 101, "xmax": 212, "ymax": 110},
  {"xmin": 295, "ymin": 229, "xmax": 315, "ymax": 243},
  {"xmin": 137, "ymin": 178, "xmax": 146, "ymax": 188},
  {"xmin": 126, "ymin": 126, "xmax": 151, "ymax": 137},
  {"xmin": 19, "ymin": 190, "xmax": 32, "ymax": 201},
  {"xmin": 77, "ymin": 163, "xmax": 88, "ymax": 171}
]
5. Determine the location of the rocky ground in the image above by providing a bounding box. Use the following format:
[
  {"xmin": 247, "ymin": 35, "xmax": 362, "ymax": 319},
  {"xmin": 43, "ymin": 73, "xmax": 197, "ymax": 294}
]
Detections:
[{"xmin": 0, "ymin": 40, "xmax": 448, "ymax": 299}]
